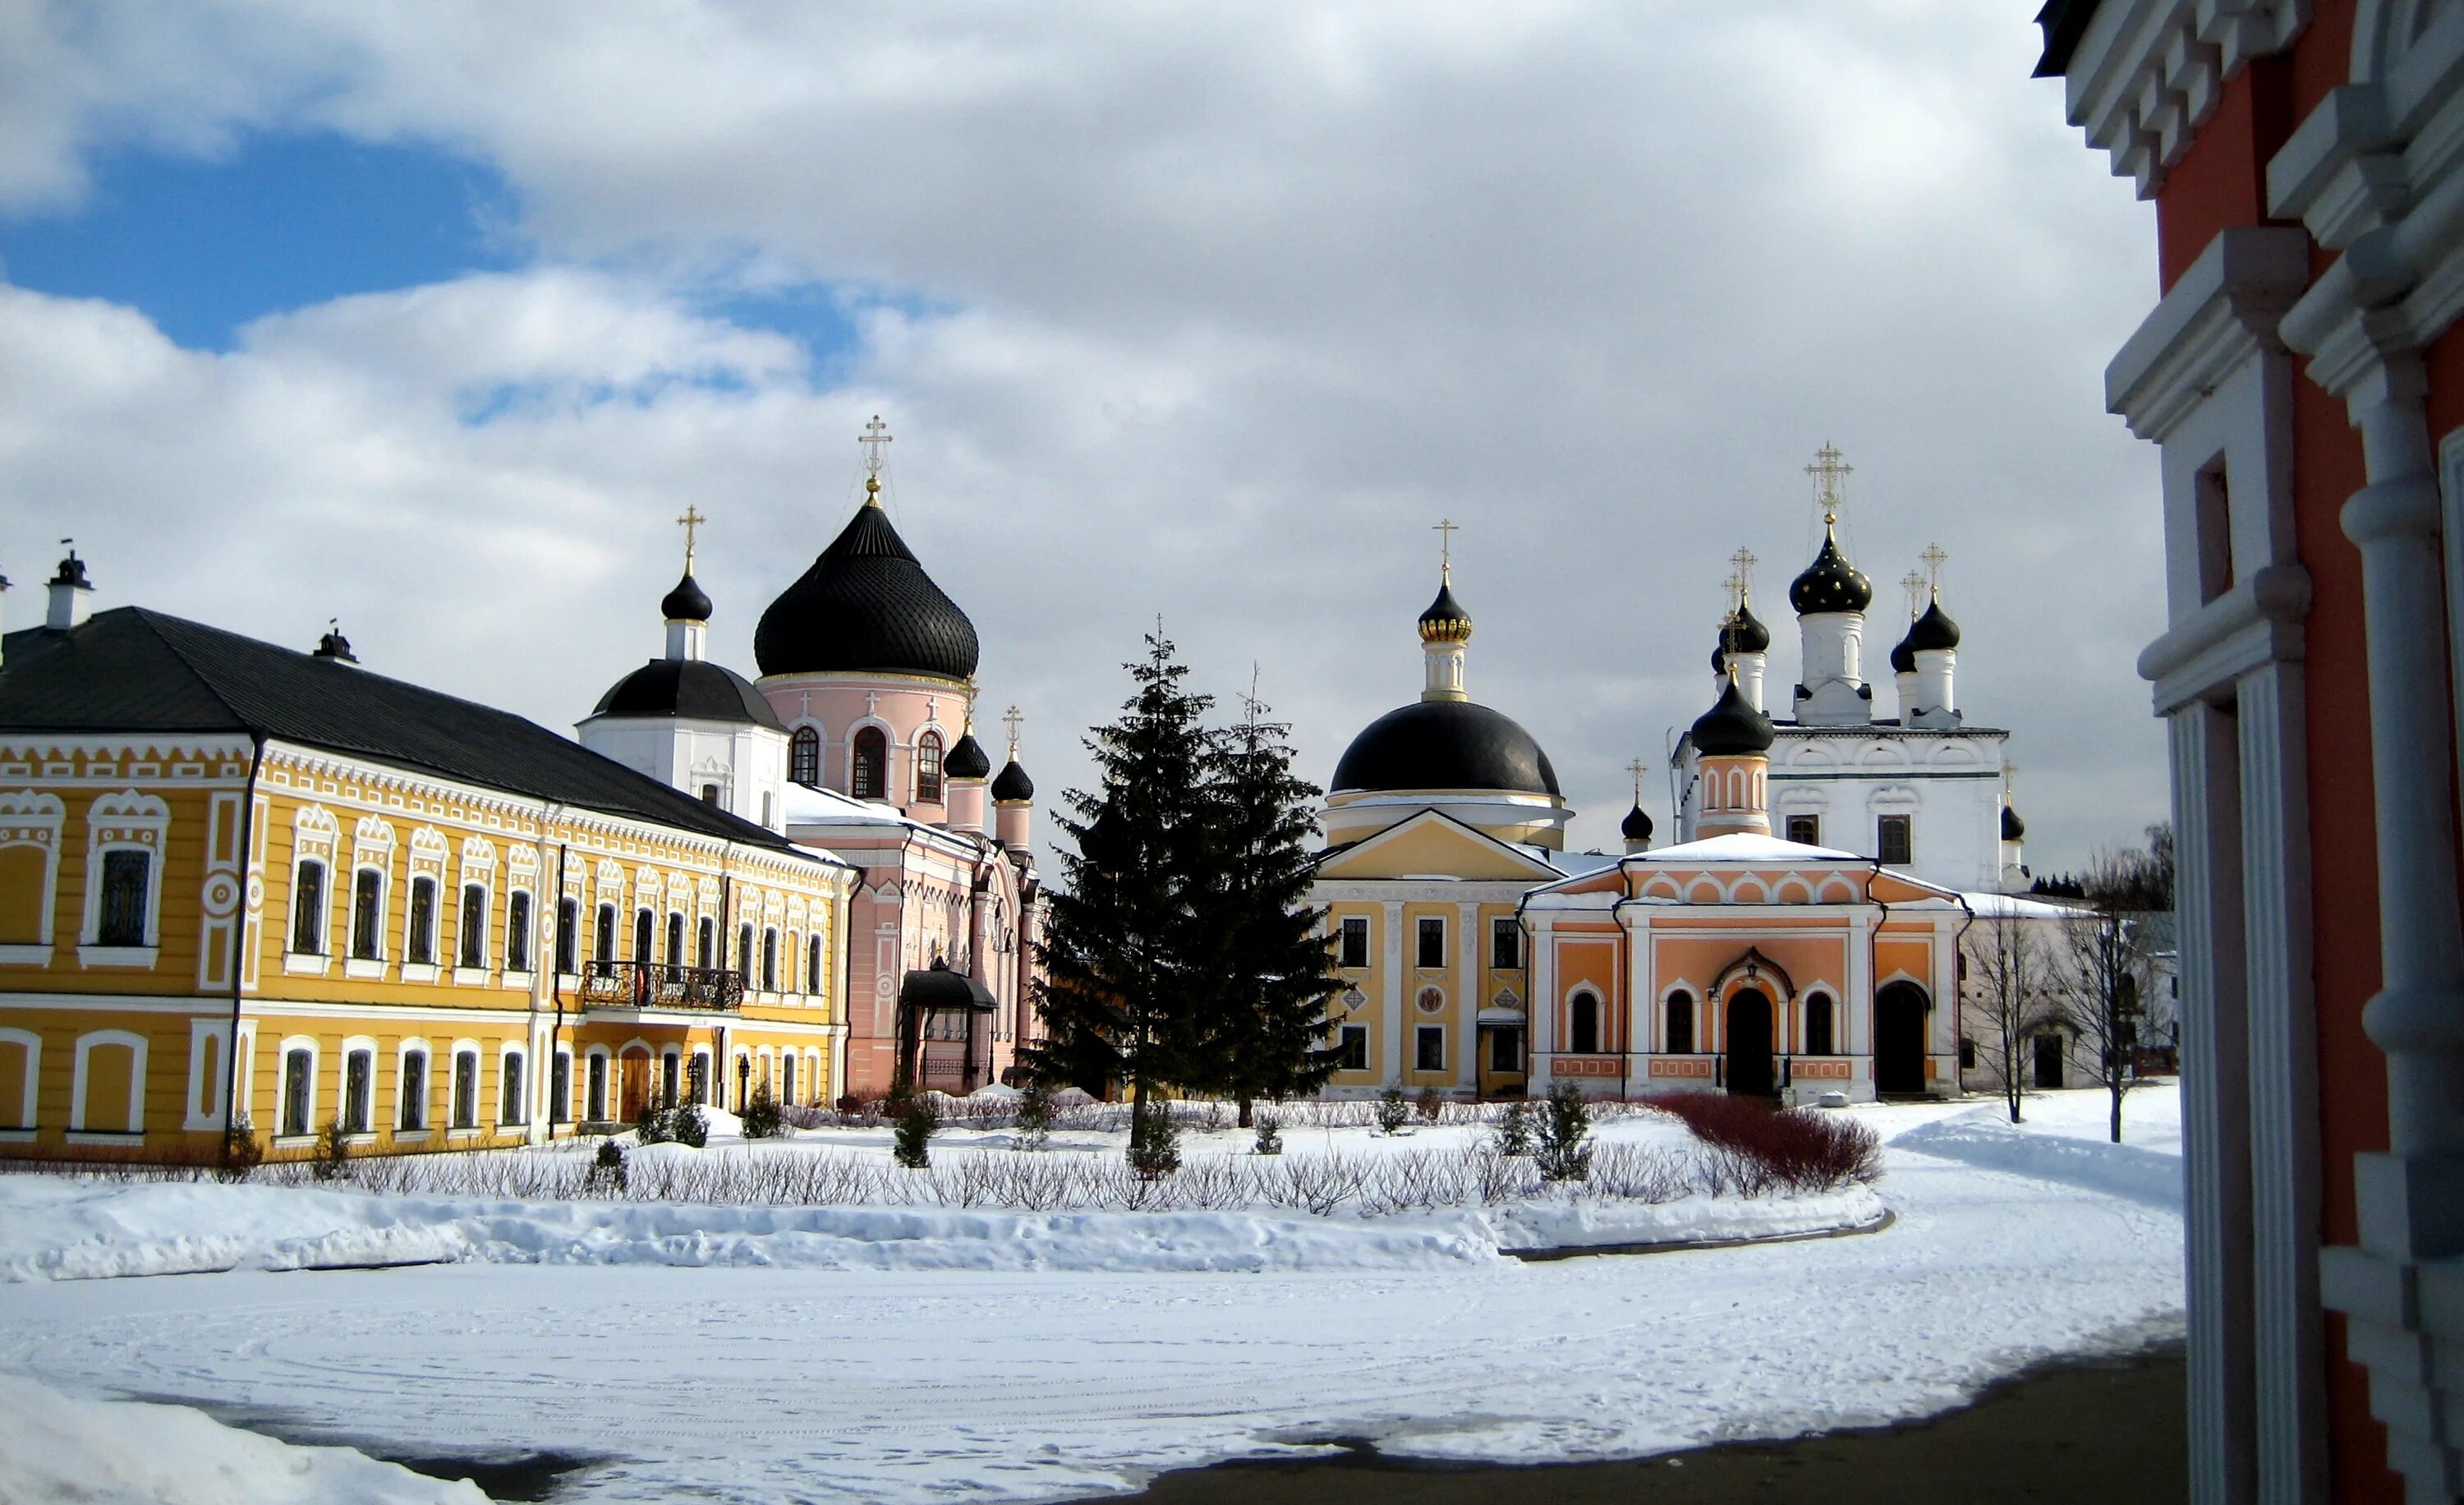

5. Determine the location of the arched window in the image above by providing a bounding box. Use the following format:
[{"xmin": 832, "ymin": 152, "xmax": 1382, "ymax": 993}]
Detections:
[
  {"xmin": 555, "ymin": 897, "xmax": 578, "ymax": 974},
  {"xmin": 452, "ymin": 1049, "xmax": 480, "ymax": 1129},
  {"xmin": 916, "ymin": 731, "xmax": 945, "ymax": 803},
  {"xmin": 665, "ymin": 912, "xmax": 685, "ymax": 968},
  {"xmin": 506, "ymin": 891, "xmax": 533, "ymax": 973},
  {"xmin": 762, "ymin": 927, "xmax": 779, "ymax": 990},
  {"xmin": 500, "ymin": 1051, "xmax": 526, "ymax": 1125},
  {"xmin": 1805, "ymin": 992, "xmax": 1835, "ymax": 1056},
  {"xmin": 1666, "ymin": 992, "xmax": 1694, "ymax": 1054},
  {"xmin": 789, "ymin": 726, "xmax": 822, "ymax": 787},
  {"xmin": 782, "ymin": 1052, "xmax": 797, "ymax": 1104},
  {"xmin": 1569, "ymin": 990, "xmax": 1600, "ymax": 1055},
  {"xmin": 851, "ymin": 726, "xmax": 888, "ymax": 800},
  {"xmin": 399, "ymin": 1048, "xmax": 429, "ymax": 1131},
  {"xmin": 459, "ymin": 883, "xmax": 489, "ymax": 969},
  {"xmin": 808, "ymin": 935, "xmax": 823, "ymax": 993},
  {"xmin": 281, "ymin": 1045, "xmax": 314, "ymax": 1136},
  {"xmin": 342, "ymin": 1047, "xmax": 374, "ymax": 1133},
  {"xmin": 595, "ymin": 902, "xmax": 617, "ymax": 962},
  {"xmin": 633, "ymin": 907, "xmax": 655, "ymax": 964},
  {"xmin": 292, "ymin": 859, "xmax": 327, "ymax": 955},
  {"xmin": 408, "ymin": 877, "xmax": 439, "ymax": 965},
  {"xmin": 738, "ymin": 921, "xmax": 755, "ymax": 983},
  {"xmin": 697, "ymin": 916, "xmax": 715, "ymax": 969},
  {"xmin": 350, "ymin": 868, "xmax": 384, "ymax": 960}
]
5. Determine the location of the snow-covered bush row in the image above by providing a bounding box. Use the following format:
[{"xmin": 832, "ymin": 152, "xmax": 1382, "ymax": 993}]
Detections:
[
  {"xmin": 795, "ymin": 1092, "xmax": 1666, "ymax": 1135},
  {"xmin": 0, "ymin": 1139, "xmax": 1848, "ymax": 1217}
]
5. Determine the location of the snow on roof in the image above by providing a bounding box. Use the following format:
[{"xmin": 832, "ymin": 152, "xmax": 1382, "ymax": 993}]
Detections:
[
  {"xmin": 783, "ymin": 780, "xmax": 931, "ymax": 831},
  {"xmin": 1960, "ymin": 891, "xmax": 2081, "ymax": 919},
  {"xmin": 1633, "ymin": 832, "xmax": 1862, "ymax": 863}
]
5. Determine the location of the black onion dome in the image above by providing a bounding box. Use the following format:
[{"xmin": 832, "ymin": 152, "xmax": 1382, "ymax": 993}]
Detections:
[
  {"xmin": 1331, "ymin": 699, "xmax": 1561, "ymax": 797},
  {"xmin": 1889, "ymin": 626, "xmax": 1919, "ymax": 674},
  {"xmin": 991, "ymin": 759, "xmax": 1035, "ymax": 802},
  {"xmin": 945, "ymin": 733, "xmax": 991, "ymax": 780},
  {"xmin": 2002, "ymin": 804, "xmax": 2026, "ymax": 841},
  {"xmin": 1905, "ymin": 597, "xmax": 1961, "ymax": 651},
  {"xmin": 1622, "ymin": 802, "xmax": 1654, "ymax": 840},
  {"xmin": 1728, "ymin": 597, "xmax": 1771, "ymax": 652},
  {"xmin": 1689, "ymin": 678, "xmax": 1776, "ymax": 757},
  {"xmin": 592, "ymin": 659, "xmax": 784, "ymax": 729},
  {"xmin": 660, "ymin": 571, "xmax": 713, "ymax": 623},
  {"xmin": 754, "ymin": 501, "xmax": 980, "ymax": 681},
  {"xmin": 1789, "ymin": 527, "xmax": 1873, "ymax": 615},
  {"xmin": 1417, "ymin": 579, "xmax": 1473, "ymax": 642}
]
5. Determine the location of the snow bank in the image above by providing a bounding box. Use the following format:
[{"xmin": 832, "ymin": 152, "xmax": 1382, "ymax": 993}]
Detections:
[
  {"xmin": 1489, "ymin": 1185, "xmax": 1886, "ymax": 1252},
  {"xmin": 0, "ymin": 1371, "xmax": 487, "ymax": 1505},
  {"xmin": 1892, "ymin": 1110, "xmax": 2183, "ymax": 1207},
  {"xmin": 0, "ymin": 1175, "xmax": 1887, "ymax": 1283},
  {"xmin": 0, "ymin": 1177, "xmax": 1504, "ymax": 1279}
]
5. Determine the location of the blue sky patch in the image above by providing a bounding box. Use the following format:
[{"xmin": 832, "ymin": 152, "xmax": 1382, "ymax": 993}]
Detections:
[{"xmin": 0, "ymin": 133, "xmax": 526, "ymax": 351}]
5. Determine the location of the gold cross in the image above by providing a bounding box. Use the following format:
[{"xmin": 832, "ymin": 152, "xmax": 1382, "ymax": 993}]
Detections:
[
  {"xmin": 1626, "ymin": 757, "xmax": 1648, "ymax": 804},
  {"xmin": 1901, "ymin": 569, "xmax": 1927, "ymax": 619},
  {"xmin": 1432, "ymin": 518, "xmax": 1459, "ymax": 578},
  {"xmin": 858, "ymin": 415, "xmax": 894, "ymax": 479},
  {"xmin": 1003, "ymin": 705, "xmax": 1024, "ymax": 759},
  {"xmin": 1726, "ymin": 546, "xmax": 1758, "ymax": 608},
  {"xmin": 676, "ymin": 505, "xmax": 706, "ymax": 571},
  {"xmin": 1806, "ymin": 442, "xmax": 1851, "ymax": 524},
  {"xmin": 1920, "ymin": 541, "xmax": 1949, "ymax": 594}
]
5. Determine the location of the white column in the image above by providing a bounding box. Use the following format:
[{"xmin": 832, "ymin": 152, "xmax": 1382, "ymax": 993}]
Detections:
[
  {"xmin": 1845, "ymin": 905, "xmax": 1872, "ymax": 1089},
  {"xmin": 1380, "ymin": 900, "xmax": 1404, "ymax": 1088},
  {"xmin": 2236, "ymin": 660, "xmax": 2326, "ymax": 1504},
  {"xmin": 2174, "ymin": 698, "xmax": 2255, "ymax": 1505},
  {"xmin": 1625, "ymin": 906, "xmax": 1651, "ymax": 1090},
  {"xmin": 1529, "ymin": 915, "xmax": 1557, "ymax": 1091}
]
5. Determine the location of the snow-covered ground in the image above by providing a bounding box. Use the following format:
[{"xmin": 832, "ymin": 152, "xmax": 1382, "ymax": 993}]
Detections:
[{"xmin": 0, "ymin": 1088, "xmax": 2185, "ymax": 1505}]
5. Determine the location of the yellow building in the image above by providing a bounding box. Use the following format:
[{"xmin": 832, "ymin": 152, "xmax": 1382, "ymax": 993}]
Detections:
[{"xmin": 0, "ymin": 553, "xmax": 854, "ymax": 1163}]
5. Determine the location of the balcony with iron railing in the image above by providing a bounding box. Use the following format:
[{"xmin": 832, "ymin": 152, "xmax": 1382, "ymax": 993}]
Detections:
[{"xmin": 577, "ymin": 959, "xmax": 744, "ymax": 1014}]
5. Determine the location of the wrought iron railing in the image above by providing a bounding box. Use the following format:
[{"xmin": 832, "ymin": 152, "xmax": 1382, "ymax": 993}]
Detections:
[{"xmin": 577, "ymin": 959, "xmax": 745, "ymax": 1012}]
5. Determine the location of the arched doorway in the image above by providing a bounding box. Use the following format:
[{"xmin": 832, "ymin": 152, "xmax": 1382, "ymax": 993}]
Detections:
[
  {"xmin": 1726, "ymin": 989, "xmax": 1775, "ymax": 1098},
  {"xmin": 617, "ymin": 1045, "xmax": 653, "ymax": 1121},
  {"xmin": 1875, "ymin": 982, "xmax": 1930, "ymax": 1095}
]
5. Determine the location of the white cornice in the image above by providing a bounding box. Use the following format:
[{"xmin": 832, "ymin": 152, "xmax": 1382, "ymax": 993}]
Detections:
[
  {"xmin": 2108, "ymin": 226, "xmax": 2312, "ymax": 439},
  {"xmin": 2062, "ymin": 0, "xmax": 2310, "ymax": 196}
]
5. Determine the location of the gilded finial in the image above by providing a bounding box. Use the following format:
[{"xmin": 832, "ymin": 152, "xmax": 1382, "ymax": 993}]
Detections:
[
  {"xmin": 1901, "ymin": 569, "xmax": 1926, "ymax": 619},
  {"xmin": 1806, "ymin": 442, "xmax": 1851, "ymax": 528},
  {"xmin": 1003, "ymin": 704, "xmax": 1024, "ymax": 761},
  {"xmin": 676, "ymin": 504, "xmax": 706, "ymax": 573},
  {"xmin": 1627, "ymin": 757, "xmax": 1648, "ymax": 805},
  {"xmin": 858, "ymin": 415, "xmax": 893, "ymax": 507},
  {"xmin": 1432, "ymin": 517, "xmax": 1458, "ymax": 581},
  {"xmin": 1919, "ymin": 541, "xmax": 1949, "ymax": 596}
]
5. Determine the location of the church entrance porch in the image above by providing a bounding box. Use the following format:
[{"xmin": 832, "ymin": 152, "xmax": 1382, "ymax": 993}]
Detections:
[
  {"xmin": 1874, "ymin": 982, "xmax": 1930, "ymax": 1097},
  {"xmin": 2033, "ymin": 1033, "xmax": 2066, "ymax": 1090},
  {"xmin": 1725, "ymin": 989, "xmax": 1777, "ymax": 1098}
]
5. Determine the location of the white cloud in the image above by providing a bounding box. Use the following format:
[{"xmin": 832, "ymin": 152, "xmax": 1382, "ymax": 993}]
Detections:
[{"xmin": 0, "ymin": 1, "xmax": 2167, "ymax": 870}]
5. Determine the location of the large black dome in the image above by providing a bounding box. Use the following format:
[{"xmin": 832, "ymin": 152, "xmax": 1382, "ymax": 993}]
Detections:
[
  {"xmin": 592, "ymin": 659, "xmax": 784, "ymax": 729},
  {"xmin": 1690, "ymin": 679, "xmax": 1776, "ymax": 757},
  {"xmin": 1905, "ymin": 597, "xmax": 1961, "ymax": 651},
  {"xmin": 1331, "ymin": 700, "xmax": 1561, "ymax": 797},
  {"xmin": 755, "ymin": 498, "xmax": 980, "ymax": 682},
  {"xmin": 1790, "ymin": 527, "xmax": 1873, "ymax": 615}
]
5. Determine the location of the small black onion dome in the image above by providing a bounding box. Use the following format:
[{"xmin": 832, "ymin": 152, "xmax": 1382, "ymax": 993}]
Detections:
[
  {"xmin": 1621, "ymin": 803, "xmax": 1654, "ymax": 840},
  {"xmin": 1889, "ymin": 626, "xmax": 1919, "ymax": 675},
  {"xmin": 991, "ymin": 759, "xmax": 1035, "ymax": 802},
  {"xmin": 1331, "ymin": 698, "xmax": 1562, "ymax": 796},
  {"xmin": 1418, "ymin": 579, "xmax": 1473, "ymax": 643},
  {"xmin": 754, "ymin": 496, "xmax": 981, "ymax": 681},
  {"xmin": 660, "ymin": 571, "xmax": 713, "ymax": 623},
  {"xmin": 1789, "ymin": 527, "xmax": 1873, "ymax": 615},
  {"xmin": 1727, "ymin": 597, "xmax": 1771, "ymax": 652},
  {"xmin": 1905, "ymin": 596, "xmax": 1961, "ymax": 651},
  {"xmin": 2002, "ymin": 804, "xmax": 2026, "ymax": 841},
  {"xmin": 1690, "ymin": 677, "xmax": 1776, "ymax": 757},
  {"xmin": 592, "ymin": 659, "xmax": 784, "ymax": 729},
  {"xmin": 945, "ymin": 733, "xmax": 992, "ymax": 780}
]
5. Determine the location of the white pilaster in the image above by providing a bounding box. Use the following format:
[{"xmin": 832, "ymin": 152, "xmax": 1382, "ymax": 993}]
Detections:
[
  {"xmin": 1380, "ymin": 900, "xmax": 1404, "ymax": 1088},
  {"xmin": 1455, "ymin": 901, "xmax": 1478, "ymax": 1093}
]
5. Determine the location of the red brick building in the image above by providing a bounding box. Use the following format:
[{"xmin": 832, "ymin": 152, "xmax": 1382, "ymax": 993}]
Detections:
[{"xmin": 2037, "ymin": 2, "xmax": 2464, "ymax": 1499}]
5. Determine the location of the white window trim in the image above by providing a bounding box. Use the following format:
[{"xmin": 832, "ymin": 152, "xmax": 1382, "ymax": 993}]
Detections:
[
  {"xmin": 182, "ymin": 1018, "xmax": 232, "ymax": 1133},
  {"xmin": 498, "ymin": 1043, "xmax": 528, "ymax": 1126},
  {"xmin": 550, "ymin": 1046, "xmax": 573, "ymax": 1125},
  {"xmin": 403, "ymin": 872, "xmax": 443, "ymax": 970},
  {"xmin": 396, "ymin": 1039, "xmax": 434, "ymax": 1135},
  {"xmin": 65, "ymin": 1034, "xmax": 148, "ymax": 1143},
  {"xmin": 446, "ymin": 1042, "xmax": 484, "ymax": 1131},
  {"xmin": 274, "ymin": 1033, "xmax": 319, "ymax": 1139},
  {"xmin": 0, "ymin": 1025, "xmax": 41, "ymax": 1135},
  {"xmin": 338, "ymin": 1036, "xmax": 379, "ymax": 1135},
  {"xmin": 78, "ymin": 790, "xmax": 169, "ymax": 966},
  {"xmin": 583, "ymin": 1044, "xmax": 613, "ymax": 1121},
  {"xmin": 503, "ymin": 888, "xmax": 536, "ymax": 978},
  {"xmin": 455, "ymin": 877, "xmax": 494, "ymax": 973},
  {"xmin": 346, "ymin": 862, "xmax": 390, "ymax": 969},
  {"xmin": 0, "ymin": 790, "xmax": 66, "ymax": 962},
  {"xmin": 401, "ymin": 962, "xmax": 441, "ymax": 985}
]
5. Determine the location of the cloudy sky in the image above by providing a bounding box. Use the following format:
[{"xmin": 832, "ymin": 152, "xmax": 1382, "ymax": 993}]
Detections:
[{"xmin": 0, "ymin": 1, "xmax": 2163, "ymax": 872}]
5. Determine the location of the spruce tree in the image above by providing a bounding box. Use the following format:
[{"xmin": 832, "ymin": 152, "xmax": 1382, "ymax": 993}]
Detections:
[
  {"xmin": 1027, "ymin": 630, "xmax": 1216, "ymax": 1156},
  {"xmin": 1194, "ymin": 692, "xmax": 1344, "ymax": 1126}
]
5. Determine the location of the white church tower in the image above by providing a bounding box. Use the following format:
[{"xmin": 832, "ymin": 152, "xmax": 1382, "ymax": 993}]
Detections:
[{"xmin": 578, "ymin": 509, "xmax": 792, "ymax": 833}]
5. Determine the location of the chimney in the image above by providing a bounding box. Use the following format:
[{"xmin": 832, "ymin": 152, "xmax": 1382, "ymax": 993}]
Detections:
[
  {"xmin": 47, "ymin": 546, "xmax": 93, "ymax": 631},
  {"xmin": 311, "ymin": 620, "xmax": 359, "ymax": 665}
]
